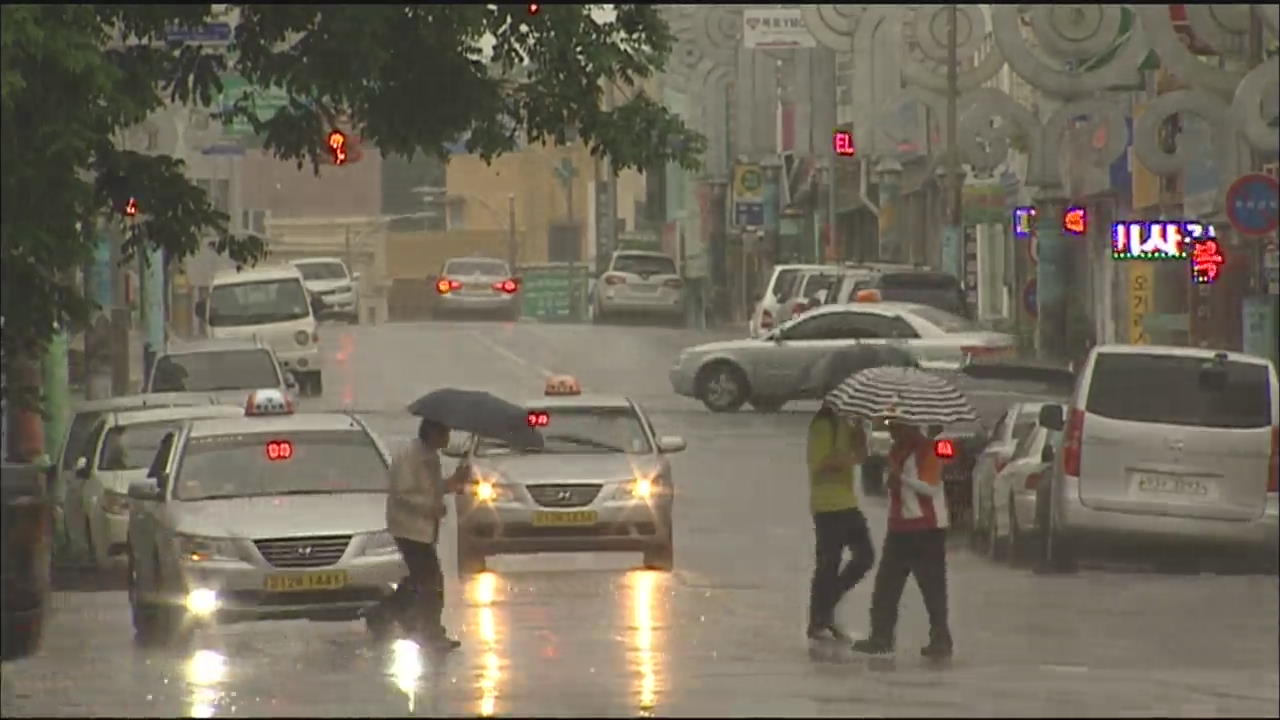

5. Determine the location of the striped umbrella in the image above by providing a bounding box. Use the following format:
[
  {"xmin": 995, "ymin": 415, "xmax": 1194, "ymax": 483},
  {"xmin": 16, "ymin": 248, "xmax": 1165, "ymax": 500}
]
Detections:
[{"xmin": 824, "ymin": 365, "xmax": 977, "ymax": 426}]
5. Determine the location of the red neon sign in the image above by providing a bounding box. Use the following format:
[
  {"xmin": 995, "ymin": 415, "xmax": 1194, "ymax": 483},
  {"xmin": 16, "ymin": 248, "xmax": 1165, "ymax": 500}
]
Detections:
[
  {"xmin": 1063, "ymin": 206, "xmax": 1086, "ymax": 235},
  {"xmin": 1191, "ymin": 239, "xmax": 1225, "ymax": 284},
  {"xmin": 833, "ymin": 130, "xmax": 855, "ymax": 157},
  {"xmin": 526, "ymin": 411, "xmax": 550, "ymax": 427},
  {"xmin": 327, "ymin": 130, "xmax": 348, "ymax": 165},
  {"xmin": 265, "ymin": 440, "xmax": 294, "ymax": 461}
]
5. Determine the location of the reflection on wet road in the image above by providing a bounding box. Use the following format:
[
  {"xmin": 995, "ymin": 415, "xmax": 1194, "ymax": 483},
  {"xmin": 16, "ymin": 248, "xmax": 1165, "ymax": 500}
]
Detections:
[{"xmin": 3, "ymin": 320, "xmax": 1277, "ymax": 717}]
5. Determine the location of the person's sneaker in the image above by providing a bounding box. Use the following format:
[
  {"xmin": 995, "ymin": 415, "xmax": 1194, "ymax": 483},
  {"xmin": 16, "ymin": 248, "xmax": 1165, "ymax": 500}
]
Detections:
[
  {"xmin": 825, "ymin": 624, "xmax": 853, "ymax": 643},
  {"xmin": 920, "ymin": 640, "xmax": 953, "ymax": 660},
  {"xmin": 851, "ymin": 637, "xmax": 894, "ymax": 655},
  {"xmin": 805, "ymin": 626, "xmax": 831, "ymax": 641}
]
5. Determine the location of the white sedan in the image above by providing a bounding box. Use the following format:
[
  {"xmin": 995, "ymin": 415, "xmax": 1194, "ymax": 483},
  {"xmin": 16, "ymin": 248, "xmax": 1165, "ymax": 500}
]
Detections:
[{"xmin": 670, "ymin": 301, "xmax": 1016, "ymax": 412}]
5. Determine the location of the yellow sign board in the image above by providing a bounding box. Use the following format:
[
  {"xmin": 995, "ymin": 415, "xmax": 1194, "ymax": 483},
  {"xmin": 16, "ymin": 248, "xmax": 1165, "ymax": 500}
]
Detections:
[
  {"xmin": 1128, "ymin": 263, "xmax": 1154, "ymax": 345},
  {"xmin": 732, "ymin": 164, "xmax": 765, "ymax": 203}
]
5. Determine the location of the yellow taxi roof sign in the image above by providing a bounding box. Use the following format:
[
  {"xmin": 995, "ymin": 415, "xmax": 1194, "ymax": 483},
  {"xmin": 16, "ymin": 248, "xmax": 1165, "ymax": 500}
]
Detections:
[
  {"xmin": 545, "ymin": 375, "xmax": 582, "ymax": 396},
  {"xmin": 854, "ymin": 288, "xmax": 882, "ymax": 302}
]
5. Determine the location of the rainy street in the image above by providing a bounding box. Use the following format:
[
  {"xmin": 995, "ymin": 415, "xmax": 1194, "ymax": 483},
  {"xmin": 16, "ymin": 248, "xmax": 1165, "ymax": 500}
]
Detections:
[{"xmin": 3, "ymin": 320, "xmax": 1278, "ymax": 717}]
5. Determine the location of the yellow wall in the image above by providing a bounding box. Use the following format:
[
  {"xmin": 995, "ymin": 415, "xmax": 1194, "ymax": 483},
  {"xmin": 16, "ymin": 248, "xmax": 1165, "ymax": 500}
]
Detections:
[{"xmin": 384, "ymin": 229, "xmax": 522, "ymax": 279}]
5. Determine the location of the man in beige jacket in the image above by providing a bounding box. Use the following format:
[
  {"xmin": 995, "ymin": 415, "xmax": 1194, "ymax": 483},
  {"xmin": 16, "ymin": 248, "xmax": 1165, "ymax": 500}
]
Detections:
[{"xmin": 367, "ymin": 418, "xmax": 470, "ymax": 649}]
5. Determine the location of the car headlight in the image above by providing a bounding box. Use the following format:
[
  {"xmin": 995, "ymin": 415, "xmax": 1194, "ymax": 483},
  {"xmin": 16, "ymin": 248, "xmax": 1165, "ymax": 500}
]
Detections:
[
  {"xmin": 176, "ymin": 534, "xmax": 240, "ymax": 562},
  {"xmin": 469, "ymin": 479, "xmax": 516, "ymax": 503},
  {"xmin": 101, "ymin": 490, "xmax": 130, "ymax": 516},
  {"xmin": 362, "ymin": 530, "xmax": 399, "ymax": 556},
  {"xmin": 618, "ymin": 475, "xmax": 664, "ymax": 500}
]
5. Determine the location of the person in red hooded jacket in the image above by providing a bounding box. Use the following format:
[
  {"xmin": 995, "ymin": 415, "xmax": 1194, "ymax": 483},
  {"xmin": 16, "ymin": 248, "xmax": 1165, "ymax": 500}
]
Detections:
[{"xmin": 851, "ymin": 418, "xmax": 953, "ymax": 659}]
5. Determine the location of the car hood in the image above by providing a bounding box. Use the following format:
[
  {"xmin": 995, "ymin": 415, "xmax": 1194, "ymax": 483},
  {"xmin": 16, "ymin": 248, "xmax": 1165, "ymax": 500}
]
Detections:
[
  {"xmin": 302, "ymin": 278, "xmax": 353, "ymax": 293},
  {"xmin": 681, "ymin": 338, "xmax": 766, "ymax": 356},
  {"xmin": 478, "ymin": 453, "xmax": 657, "ymax": 483},
  {"xmin": 171, "ymin": 492, "xmax": 386, "ymax": 539}
]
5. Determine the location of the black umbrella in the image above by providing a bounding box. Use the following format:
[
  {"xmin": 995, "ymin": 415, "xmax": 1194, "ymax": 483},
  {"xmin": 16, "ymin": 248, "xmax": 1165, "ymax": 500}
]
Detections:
[
  {"xmin": 407, "ymin": 388, "xmax": 544, "ymax": 450},
  {"xmin": 820, "ymin": 344, "xmax": 920, "ymax": 396}
]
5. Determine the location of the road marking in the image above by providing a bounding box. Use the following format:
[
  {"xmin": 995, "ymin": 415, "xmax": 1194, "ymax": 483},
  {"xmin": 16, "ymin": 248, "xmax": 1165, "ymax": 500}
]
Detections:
[{"xmin": 467, "ymin": 330, "xmax": 554, "ymax": 380}]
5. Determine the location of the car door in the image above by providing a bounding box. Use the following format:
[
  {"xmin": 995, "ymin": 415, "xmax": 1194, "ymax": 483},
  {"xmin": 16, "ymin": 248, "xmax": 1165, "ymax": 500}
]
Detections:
[
  {"xmin": 755, "ymin": 313, "xmax": 853, "ymax": 395},
  {"xmin": 993, "ymin": 426, "xmax": 1047, "ymax": 523},
  {"xmin": 973, "ymin": 408, "xmax": 1016, "ymax": 524},
  {"xmin": 129, "ymin": 431, "xmax": 177, "ymax": 589}
]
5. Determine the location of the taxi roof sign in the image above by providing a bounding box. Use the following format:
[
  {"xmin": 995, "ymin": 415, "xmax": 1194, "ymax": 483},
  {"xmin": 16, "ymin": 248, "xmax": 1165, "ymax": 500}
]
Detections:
[
  {"xmin": 854, "ymin": 288, "xmax": 882, "ymax": 302},
  {"xmin": 544, "ymin": 375, "xmax": 581, "ymax": 396},
  {"xmin": 245, "ymin": 389, "xmax": 295, "ymax": 416}
]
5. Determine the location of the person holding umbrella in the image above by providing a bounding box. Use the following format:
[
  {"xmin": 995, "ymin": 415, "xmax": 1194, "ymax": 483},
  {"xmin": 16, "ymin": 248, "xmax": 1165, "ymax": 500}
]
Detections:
[
  {"xmin": 825, "ymin": 366, "xmax": 977, "ymax": 660},
  {"xmin": 366, "ymin": 388, "xmax": 545, "ymax": 649}
]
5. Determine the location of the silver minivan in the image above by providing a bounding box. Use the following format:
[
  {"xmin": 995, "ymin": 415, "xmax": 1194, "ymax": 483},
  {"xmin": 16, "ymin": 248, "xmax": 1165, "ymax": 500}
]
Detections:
[{"xmin": 1038, "ymin": 345, "xmax": 1279, "ymax": 571}]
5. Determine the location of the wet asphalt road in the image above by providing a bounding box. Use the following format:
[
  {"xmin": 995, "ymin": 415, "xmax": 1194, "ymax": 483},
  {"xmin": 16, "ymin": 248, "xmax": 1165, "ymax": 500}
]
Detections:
[{"xmin": 3, "ymin": 319, "xmax": 1278, "ymax": 717}]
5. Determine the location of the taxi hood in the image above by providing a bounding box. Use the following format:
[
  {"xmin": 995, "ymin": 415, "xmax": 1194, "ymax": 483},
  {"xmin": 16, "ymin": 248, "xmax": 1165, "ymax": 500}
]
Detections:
[
  {"xmin": 478, "ymin": 453, "xmax": 659, "ymax": 483},
  {"xmin": 170, "ymin": 492, "xmax": 386, "ymax": 539}
]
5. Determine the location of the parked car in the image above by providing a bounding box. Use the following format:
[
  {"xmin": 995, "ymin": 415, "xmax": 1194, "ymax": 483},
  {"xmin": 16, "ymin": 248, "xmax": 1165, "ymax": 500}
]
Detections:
[
  {"xmin": 592, "ymin": 250, "xmax": 684, "ymax": 325},
  {"xmin": 1038, "ymin": 345, "xmax": 1279, "ymax": 573},
  {"xmin": 670, "ymin": 302, "xmax": 1015, "ymax": 413},
  {"xmin": 291, "ymin": 257, "xmax": 360, "ymax": 324},
  {"xmin": 749, "ymin": 264, "xmax": 832, "ymax": 338},
  {"xmin": 1, "ymin": 461, "xmax": 53, "ymax": 662},
  {"xmin": 823, "ymin": 263, "xmax": 919, "ymax": 307},
  {"xmin": 850, "ymin": 269, "xmax": 972, "ymax": 319},
  {"xmin": 979, "ymin": 403, "xmax": 1064, "ymax": 564},
  {"xmin": 433, "ymin": 256, "xmax": 522, "ymax": 321},
  {"xmin": 773, "ymin": 268, "xmax": 839, "ymax": 326},
  {"xmin": 146, "ymin": 339, "xmax": 299, "ymax": 402}
]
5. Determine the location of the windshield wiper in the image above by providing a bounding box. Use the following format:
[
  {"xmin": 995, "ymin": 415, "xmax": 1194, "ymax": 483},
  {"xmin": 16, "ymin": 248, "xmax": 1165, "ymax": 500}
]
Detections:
[{"xmin": 544, "ymin": 434, "xmax": 626, "ymax": 453}]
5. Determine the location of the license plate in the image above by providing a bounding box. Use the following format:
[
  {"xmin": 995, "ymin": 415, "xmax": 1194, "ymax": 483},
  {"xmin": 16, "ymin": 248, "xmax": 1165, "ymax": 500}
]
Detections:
[
  {"xmin": 264, "ymin": 570, "xmax": 348, "ymax": 592},
  {"xmin": 1132, "ymin": 473, "xmax": 1211, "ymax": 497},
  {"xmin": 532, "ymin": 510, "xmax": 598, "ymax": 527}
]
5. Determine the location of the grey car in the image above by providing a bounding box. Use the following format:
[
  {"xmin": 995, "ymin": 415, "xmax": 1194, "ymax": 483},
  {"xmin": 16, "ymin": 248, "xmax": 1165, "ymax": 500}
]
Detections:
[
  {"xmin": 448, "ymin": 393, "xmax": 686, "ymax": 577},
  {"xmin": 145, "ymin": 338, "xmax": 301, "ymax": 401},
  {"xmin": 593, "ymin": 250, "xmax": 685, "ymax": 323},
  {"xmin": 669, "ymin": 302, "xmax": 1016, "ymax": 412},
  {"xmin": 125, "ymin": 391, "xmax": 405, "ymax": 645},
  {"xmin": 433, "ymin": 256, "xmax": 521, "ymax": 320}
]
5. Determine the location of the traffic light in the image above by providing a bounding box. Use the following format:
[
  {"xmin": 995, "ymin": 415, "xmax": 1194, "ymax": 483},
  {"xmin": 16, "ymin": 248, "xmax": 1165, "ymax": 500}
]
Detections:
[
  {"xmin": 123, "ymin": 197, "xmax": 139, "ymax": 217},
  {"xmin": 327, "ymin": 129, "xmax": 348, "ymax": 165}
]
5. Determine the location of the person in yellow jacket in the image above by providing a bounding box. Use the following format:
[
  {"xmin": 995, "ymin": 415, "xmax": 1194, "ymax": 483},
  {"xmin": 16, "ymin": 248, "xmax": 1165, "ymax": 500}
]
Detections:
[{"xmin": 806, "ymin": 402, "xmax": 875, "ymax": 642}]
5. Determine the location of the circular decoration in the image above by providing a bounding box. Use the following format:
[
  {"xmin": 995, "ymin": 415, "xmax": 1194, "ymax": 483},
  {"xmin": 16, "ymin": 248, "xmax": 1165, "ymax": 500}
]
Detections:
[
  {"xmin": 957, "ymin": 88, "xmax": 1041, "ymax": 175},
  {"xmin": 1184, "ymin": 5, "xmax": 1251, "ymax": 60},
  {"xmin": 1231, "ymin": 56, "xmax": 1280, "ymax": 154},
  {"xmin": 703, "ymin": 6, "xmax": 742, "ymax": 59},
  {"xmin": 1225, "ymin": 173, "xmax": 1280, "ymax": 237},
  {"xmin": 1029, "ymin": 5, "xmax": 1123, "ymax": 63},
  {"xmin": 1133, "ymin": 5, "xmax": 1244, "ymax": 98},
  {"xmin": 1132, "ymin": 89, "xmax": 1228, "ymax": 177},
  {"xmin": 1045, "ymin": 99, "xmax": 1129, "ymax": 171},
  {"xmin": 802, "ymin": 5, "xmax": 863, "ymax": 51},
  {"xmin": 992, "ymin": 5, "xmax": 1149, "ymax": 100},
  {"xmin": 910, "ymin": 5, "xmax": 986, "ymax": 64}
]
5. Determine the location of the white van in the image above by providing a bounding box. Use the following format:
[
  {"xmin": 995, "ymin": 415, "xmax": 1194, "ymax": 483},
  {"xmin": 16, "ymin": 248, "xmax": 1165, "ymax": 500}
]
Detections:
[
  {"xmin": 195, "ymin": 266, "xmax": 324, "ymax": 396},
  {"xmin": 1039, "ymin": 344, "xmax": 1279, "ymax": 571}
]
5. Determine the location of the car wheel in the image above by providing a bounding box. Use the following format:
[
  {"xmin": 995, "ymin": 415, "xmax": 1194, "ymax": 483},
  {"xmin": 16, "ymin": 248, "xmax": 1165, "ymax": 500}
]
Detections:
[
  {"xmin": 968, "ymin": 498, "xmax": 987, "ymax": 554},
  {"xmin": 1, "ymin": 517, "xmax": 51, "ymax": 662},
  {"xmin": 457, "ymin": 541, "xmax": 487, "ymax": 579},
  {"xmin": 984, "ymin": 499, "xmax": 1007, "ymax": 561},
  {"xmin": 129, "ymin": 551, "xmax": 164, "ymax": 646},
  {"xmin": 1035, "ymin": 481, "xmax": 1078, "ymax": 574},
  {"xmin": 861, "ymin": 459, "xmax": 886, "ymax": 496},
  {"xmin": 1007, "ymin": 498, "xmax": 1031, "ymax": 567},
  {"xmin": 347, "ymin": 313, "xmax": 360, "ymax": 325},
  {"xmin": 748, "ymin": 397, "xmax": 787, "ymax": 413},
  {"xmin": 364, "ymin": 606, "xmax": 395, "ymax": 642},
  {"xmin": 85, "ymin": 517, "xmax": 101, "ymax": 569},
  {"xmin": 308, "ymin": 372, "xmax": 324, "ymax": 397},
  {"xmin": 592, "ymin": 303, "xmax": 608, "ymax": 325},
  {"xmin": 696, "ymin": 363, "xmax": 748, "ymax": 413}
]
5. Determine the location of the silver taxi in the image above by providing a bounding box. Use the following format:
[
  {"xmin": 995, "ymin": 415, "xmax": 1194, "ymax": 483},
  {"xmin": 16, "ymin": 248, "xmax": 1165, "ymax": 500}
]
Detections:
[
  {"xmin": 448, "ymin": 376, "xmax": 686, "ymax": 576},
  {"xmin": 125, "ymin": 389, "xmax": 405, "ymax": 645}
]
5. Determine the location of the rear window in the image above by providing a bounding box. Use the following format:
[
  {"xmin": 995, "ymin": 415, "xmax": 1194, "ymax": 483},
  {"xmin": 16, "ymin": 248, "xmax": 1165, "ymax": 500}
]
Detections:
[
  {"xmin": 445, "ymin": 259, "xmax": 508, "ymax": 276},
  {"xmin": 152, "ymin": 350, "xmax": 281, "ymax": 393},
  {"xmin": 97, "ymin": 421, "xmax": 181, "ymax": 471},
  {"xmin": 63, "ymin": 412, "xmax": 104, "ymax": 468},
  {"xmin": 800, "ymin": 273, "xmax": 835, "ymax": 298},
  {"xmin": 773, "ymin": 270, "xmax": 801, "ymax": 300},
  {"xmin": 294, "ymin": 262, "xmax": 347, "ymax": 281},
  {"xmin": 175, "ymin": 430, "xmax": 388, "ymax": 500},
  {"xmin": 613, "ymin": 255, "xmax": 676, "ymax": 276},
  {"xmin": 1086, "ymin": 354, "xmax": 1272, "ymax": 429}
]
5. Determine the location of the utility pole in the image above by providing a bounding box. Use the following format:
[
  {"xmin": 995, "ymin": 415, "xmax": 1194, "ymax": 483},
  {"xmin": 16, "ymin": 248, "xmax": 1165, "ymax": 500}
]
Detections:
[
  {"xmin": 507, "ymin": 193, "xmax": 518, "ymax": 270},
  {"xmin": 344, "ymin": 225, "xmax": 353, "ymax": 274},
  {"xmin": 943, "ymin": 3, "xmax": 964, "ymax": 276}
]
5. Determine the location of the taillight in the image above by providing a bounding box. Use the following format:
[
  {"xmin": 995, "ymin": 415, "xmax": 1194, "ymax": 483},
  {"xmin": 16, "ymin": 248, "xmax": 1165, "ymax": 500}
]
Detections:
[
  {"xmin": 934, "ymin": 439, "xmax": 956, "ymax": 459},
  {"xmin": 760, "ymin": 309, "xmax": 774, "ymax": 329},
  {"xmin": 1062, "ymin": 408, "xmax": 1085, "ymax": 477},
  {"xmin": 493, "ymin": 279, "xmax": 518, "ymax": 294},
  {"xmin": 1025, "ymin": 472, "xmax": 1042, "ymax": 491},
  {"xmin": 1269, "ymin": 426, "xmax": 1278, "ymax": 493},
  {"xmin": 604, "ymin": 274, "xmax": 626, "ymax": 286},
  {"xmin": 663, "ymin": 278, "xmax": 684, "ymax": 290},
  {"xmin": 436, "ymin": 278, "xmax": 461, "ymax": 294}
]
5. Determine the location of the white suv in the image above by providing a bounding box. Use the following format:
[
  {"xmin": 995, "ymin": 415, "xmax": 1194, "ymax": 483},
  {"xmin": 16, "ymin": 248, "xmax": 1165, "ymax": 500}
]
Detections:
[{"xmin": 1037, "ymin": 344, "xmax": 1279, "ymax": 571}]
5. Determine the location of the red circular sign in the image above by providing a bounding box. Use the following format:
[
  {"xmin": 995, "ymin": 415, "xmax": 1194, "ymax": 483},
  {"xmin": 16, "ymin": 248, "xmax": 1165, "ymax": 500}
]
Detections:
[{"xmin": 1225, "ymin": 173, "xmax": 1280, "ymax": 237}]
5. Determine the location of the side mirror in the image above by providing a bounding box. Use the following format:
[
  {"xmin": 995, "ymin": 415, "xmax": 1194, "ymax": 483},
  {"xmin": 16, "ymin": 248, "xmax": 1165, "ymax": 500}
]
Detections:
[
  {"xmin": 194, "ymin": 299, "xmax": 207, "ymax": 318},
  {"xmin": 74, "ymin": 456, "xmax": 90, "ymax": 479},
  {"xmin": 442, "ymin": 437, "xmax": 470, "ymax": 458},
  {"xmin": 656, "ymin": 435, "xmax": 687, "ymax": 454},
  {"xmin": 1041, "ymin": 444, "xmax": 1056, "ymax": 464},
  {"xmin": 1038, "ymin": 404, "xmax": 1065, "ymax": 431},
  {"xmin": 351, "ymin": 271, "xmax": 362, "ymax": 282},
  {"xmin": 128, "ymin": 480, "xmax": 163, "ymax": 501}
]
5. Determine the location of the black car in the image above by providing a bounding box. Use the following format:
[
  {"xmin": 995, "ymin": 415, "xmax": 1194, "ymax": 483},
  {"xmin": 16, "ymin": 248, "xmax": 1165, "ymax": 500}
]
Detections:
[
  {"xmin": 2, "ymin": 461, "xmax": 53, "ymax": 662},
  {"xmin": 854, "ymin": 270, "xmax": 972, "ymax": 319}
]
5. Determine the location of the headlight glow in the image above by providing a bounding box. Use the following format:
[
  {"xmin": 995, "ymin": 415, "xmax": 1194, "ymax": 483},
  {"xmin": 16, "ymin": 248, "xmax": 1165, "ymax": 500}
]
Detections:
[
  {"xmin": 471, "ymin": 480, "xmax": 513, "ymax": 503},
  {"xmin": 177, "ymin": 534, "xmax": 239, "ymax": 563},
  {"xmin": 363, "ymin": 530, "xmax": 399, "ymax": 556},
  {"xmin": 186, "ymin": 588, "xmax": 219, "ymax": 616},
  {"xmin": 633, "ymin": 478, "xmax": 653, "ymax": 499}
]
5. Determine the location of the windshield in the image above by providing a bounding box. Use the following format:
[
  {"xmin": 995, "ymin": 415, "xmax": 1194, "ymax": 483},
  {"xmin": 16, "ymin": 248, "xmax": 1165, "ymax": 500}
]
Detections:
[
  {"xmin": 174, "ymin": 430, "xmax": 388, "ymax": 500},
  {"xmin": 613, "ymin": 255, "xmax": 676, "ymax": 276},
  {"xmin": 446, "ymin": 259, "xmax": 508, "ymax": 276},
  {"xmin": 476, "ymin": 407, "xmax": 650, "ymax": 456},
  {"xmin": 909, "ymin": 305, "xmax": 980, "ymax": 333},
  {"xmin": 208, "ymin": 279, "xmax": 311, "ymax": 327},
  {"xmin": 64, "ymin": 412, "xmax": 104, "ymax": 469},
  {"xmin": 97, "ymin": 421, "xmax": 180, "ymax": 471},
  {"xmin": 151, "ymin": 350, "xmax": 280, "ymax": 393},
  {"xmin": 772, "ymin": 269, "xmax": 801, "ymax": 300},
  {"xmin": 294, "ymin": 262, "xmax": 348, "ymax": 281},
  {"xmin": 1086, "ymin": 354, "xmax": 1272, "ymax": 429}
]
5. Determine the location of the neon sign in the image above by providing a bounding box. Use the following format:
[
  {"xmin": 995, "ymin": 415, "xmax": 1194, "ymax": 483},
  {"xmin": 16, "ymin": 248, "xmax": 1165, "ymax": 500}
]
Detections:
[
  {"xmin": 1063, "ymin": 206, "xmax": 1087, "ymax": 235},
  {"xmin": 1111, "ymin": 220, "xmax": 1224, "ymax": 284},
  {"xmin": 1190, "ymin": 238, "xmax": 1225, "ymax": 284},
  {"xmin": 1012, "ymin": 206, "xmax": 1036, "ymax": 241},
  {"xmin": 833, "ymin": 130, "xmax": 855, "ymax": 157}
]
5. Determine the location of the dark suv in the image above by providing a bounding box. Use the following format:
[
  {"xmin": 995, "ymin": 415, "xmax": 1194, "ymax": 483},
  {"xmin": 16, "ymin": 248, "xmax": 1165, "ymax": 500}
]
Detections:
[{"xmin": 853, "ymin": 270, "xmax": 972, "ymax": 319}]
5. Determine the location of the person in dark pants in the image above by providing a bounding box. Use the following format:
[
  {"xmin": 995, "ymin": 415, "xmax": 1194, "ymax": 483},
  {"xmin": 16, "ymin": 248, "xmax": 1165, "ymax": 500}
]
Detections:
[
  {"xmin": 365, "ymin": 418, "xmax": 469, "ymax": 649},
  {"xmin": 852, "ymin": 419, "xmax": 953, "ymax": 659},
  {"xmin": 806, "ymin": 403, "xmax": 875, "ymax": 642}
]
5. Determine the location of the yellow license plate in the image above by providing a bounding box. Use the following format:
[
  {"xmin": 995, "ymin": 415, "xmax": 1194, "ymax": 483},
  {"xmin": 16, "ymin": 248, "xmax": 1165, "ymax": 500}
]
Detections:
[
  {"xmin": 532, "ymin": 510, "xmax": 598, "ymax": 527},
  {"xmin": 264, "ymin": 570, "xmax": 348, "ymax": 592}
]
